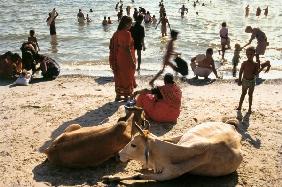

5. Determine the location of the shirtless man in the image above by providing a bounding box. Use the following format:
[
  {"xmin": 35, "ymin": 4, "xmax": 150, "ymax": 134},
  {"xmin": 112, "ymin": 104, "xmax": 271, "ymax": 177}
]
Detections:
[
  {"xmin": 236, "ymin": 47, "xmax": 270, "ymax": 113},
  {"xmin": 179, "ymin": 5, "xmax": 188, "ymax": 18},
  {"xmin": 190, "ymin": 48, "xmax": 219, "ymax": 79},
  {"xmin": 155, "ymin": 13, "xmax": 171, "ymax": 37}
]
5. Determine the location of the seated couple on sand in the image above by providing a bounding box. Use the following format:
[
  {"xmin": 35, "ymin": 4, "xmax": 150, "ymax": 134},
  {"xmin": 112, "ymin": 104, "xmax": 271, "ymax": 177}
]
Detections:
[
  {"xmin": 21, "ymin": 42, "xmax": 60, "ymax": 80},
  {"xmin": 132, "ymin": 73, "xmax": 182, "ymax": 123},
  {"xmin": 190, "ymin": 48, "xmax": 220, "ymax": 79}
]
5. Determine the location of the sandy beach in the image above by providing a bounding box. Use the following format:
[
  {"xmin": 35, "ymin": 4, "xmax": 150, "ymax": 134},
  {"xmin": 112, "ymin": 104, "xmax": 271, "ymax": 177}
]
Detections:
[{"xmin": 0, "ymin": 75, "xmax": 281, "ymax": 186}]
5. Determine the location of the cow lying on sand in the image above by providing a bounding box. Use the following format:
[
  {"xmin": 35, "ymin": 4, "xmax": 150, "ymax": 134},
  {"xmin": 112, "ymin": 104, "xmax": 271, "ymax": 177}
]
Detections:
[
  {"xmin": 44, "ymin": 107, "xmax": 149, "ymax": 168},
  {"xmin": 103, "ymin": 119, "xmax": 243, "ymax": 182}
]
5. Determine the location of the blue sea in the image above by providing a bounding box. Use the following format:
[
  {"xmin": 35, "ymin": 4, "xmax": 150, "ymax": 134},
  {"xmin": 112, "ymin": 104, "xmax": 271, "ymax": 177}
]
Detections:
[{"xmin": 0, "ymin": 0, "xmax": 281, "ymax": 79}]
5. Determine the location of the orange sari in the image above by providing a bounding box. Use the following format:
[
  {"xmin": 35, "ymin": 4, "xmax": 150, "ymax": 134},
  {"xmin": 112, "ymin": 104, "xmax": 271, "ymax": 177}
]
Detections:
[
  {"xmin": 109, "ymin": 30, "xmax": 136, "ymax": 97},
  {"xmin": 136, "ymin": 84, "xmax": 182, "ymax": 123}
]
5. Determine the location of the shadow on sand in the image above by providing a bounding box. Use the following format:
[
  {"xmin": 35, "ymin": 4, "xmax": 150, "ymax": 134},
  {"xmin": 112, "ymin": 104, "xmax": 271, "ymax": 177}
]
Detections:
[
  {"xmin": 148, "ymin": 121, "xmax": 175, "ymax": 136},
  {"xmin": 0, "ymin": 78, "xmax": 15, "ymax": 86},
  {"xmin": 186, "ymin": 77, "xmax": 216, "ymax": 86},
  {"xmin": 236, "ymin": 110, "xmax": 261, "ymax": 149},
  {"xmin": 94, "ymin": 76, "xmax": 114, "ymax": 85},
  {"xmin": 115, "ymin": 172, "xmax": 239, "ymax": 187},
  {"xmin": 255, "ymin": 78, "xmax": 266, "ymax": 86},
  {"xmin": 32, "ymin": 157, "xmax": 127, "ymax": 186}
]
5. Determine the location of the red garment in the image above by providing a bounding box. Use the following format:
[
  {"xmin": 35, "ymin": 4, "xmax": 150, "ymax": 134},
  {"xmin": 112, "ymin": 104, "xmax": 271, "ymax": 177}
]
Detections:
[
  {"xmin": 136, "ymin": 84, "xmax": 182, "ymax": 123},
  {"xmin": 109, "ymin": 30, "xmax": 136, "ymax": 97}
]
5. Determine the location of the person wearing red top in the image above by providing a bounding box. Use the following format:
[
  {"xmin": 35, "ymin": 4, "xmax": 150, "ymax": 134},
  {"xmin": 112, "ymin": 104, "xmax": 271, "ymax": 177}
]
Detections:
[{"xmin": 132, "ymin": 73, "xmax": 182, "ymax": 123}]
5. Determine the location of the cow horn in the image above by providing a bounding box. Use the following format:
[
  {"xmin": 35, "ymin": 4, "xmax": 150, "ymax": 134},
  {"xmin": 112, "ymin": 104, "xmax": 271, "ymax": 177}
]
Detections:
[
  {"xmin": 143, "ymin": 119, "xmax": 150, "ymax": 130},
  {"xmin": 134, "ymin": 122, "xmax": 145, "ymax": 136}
]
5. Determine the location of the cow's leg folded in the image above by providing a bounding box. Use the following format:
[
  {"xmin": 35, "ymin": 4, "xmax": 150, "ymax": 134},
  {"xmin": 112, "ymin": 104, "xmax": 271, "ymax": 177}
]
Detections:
[{"xmin": 169, "ymin": 151, "xmax": 209, "ymax": 177}]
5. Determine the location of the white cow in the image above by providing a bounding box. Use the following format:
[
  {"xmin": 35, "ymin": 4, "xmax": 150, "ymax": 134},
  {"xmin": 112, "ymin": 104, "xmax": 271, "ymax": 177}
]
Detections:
[{"xmin": 103, "ymin": 119, "xmax": 243, "ymax": 182}]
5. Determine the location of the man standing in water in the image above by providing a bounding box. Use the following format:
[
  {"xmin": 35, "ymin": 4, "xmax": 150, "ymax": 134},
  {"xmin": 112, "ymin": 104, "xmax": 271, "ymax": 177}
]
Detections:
[
  {"xmin": 130, "ymin": 15, "xmax": 146, "ymax": 71},
  {"xmin": 179, "ymin": 4, "xmax": 188, "ymax": 18},
  {"xmin": 156, "ymin": 13, "xmax": 171, "ymax": 37},
  {"xmin": 245, "ymin": 5, "xmax": 250, "ymax": 17},
  {"xmin": 46, "ymin": 8, "xmax": 58, "ymax": 44}
]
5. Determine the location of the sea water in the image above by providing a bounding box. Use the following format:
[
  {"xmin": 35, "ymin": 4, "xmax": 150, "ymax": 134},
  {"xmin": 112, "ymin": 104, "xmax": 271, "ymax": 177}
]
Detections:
[{"xmin": 0, "ymin": 0, "xmax": 281, "ymax": 79}]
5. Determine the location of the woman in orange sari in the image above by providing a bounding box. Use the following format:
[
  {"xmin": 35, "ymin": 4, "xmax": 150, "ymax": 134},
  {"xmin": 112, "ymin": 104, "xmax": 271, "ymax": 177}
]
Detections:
[
  {"xmin": 132, "ymin": 73, "xmax": 182, "ymax": 123},
  {"xmin": 109, "ymin": 16, "xmax": 136, "ymax": 101}
]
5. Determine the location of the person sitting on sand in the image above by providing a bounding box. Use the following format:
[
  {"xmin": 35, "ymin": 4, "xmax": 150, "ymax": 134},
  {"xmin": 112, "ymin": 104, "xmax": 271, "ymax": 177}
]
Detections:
[
  {"xmin": 190, "ymin": 48, "xmax": 220, "ymax": 79},
  {"xmin": 34, "ymin": 53, "xmax": 60, "ymax": 80},
  {"xmin": 236, "ymin": 47, "xmax": 271, "ymax": 113},
  {"xmin": 0, "ymin": 51, "xmax": 22, "ymax": 79},
  {"xmin": 132, "ymin": 73, "xmax": 182, "ymax": 123}
]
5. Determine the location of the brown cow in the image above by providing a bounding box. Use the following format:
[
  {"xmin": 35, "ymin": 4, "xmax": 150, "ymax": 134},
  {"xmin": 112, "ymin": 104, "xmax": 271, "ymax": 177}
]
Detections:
[
  {"xmin": 0, "ymin": 51, "xmax": 22, "ymax": 79},
  {"xmin": 44, "ymin": 106, "xmax": 148, "ymax": 168}
]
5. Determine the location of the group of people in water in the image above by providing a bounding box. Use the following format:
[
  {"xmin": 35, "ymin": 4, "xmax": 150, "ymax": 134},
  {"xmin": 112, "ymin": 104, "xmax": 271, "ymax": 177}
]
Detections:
[
  {"xmin": 0, "ymin": 1, "xmax": 272, "ymax": 119},
  {"xmin": 245, "ymin": 5, "xmax": 268, "ymax": 17}
]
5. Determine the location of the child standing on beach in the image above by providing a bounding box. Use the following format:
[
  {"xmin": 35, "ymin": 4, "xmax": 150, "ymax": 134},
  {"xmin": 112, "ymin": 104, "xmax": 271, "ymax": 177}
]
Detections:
[
  {"xmin": 236, "ymin": 47, "xmax": 270, "ymax": 113},
  {"xmin": 28, "ymin": 30, "xmax": 40, "ymax": 51},
  {"xmin": 232, "ymin": 44, "xmax": 242, "ymax": 77}
]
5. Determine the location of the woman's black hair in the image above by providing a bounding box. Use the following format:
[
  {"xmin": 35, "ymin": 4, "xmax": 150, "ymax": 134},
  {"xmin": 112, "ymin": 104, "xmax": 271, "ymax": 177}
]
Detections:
[
  {"xmin": 164, "ymin": 73, "xmax": 174, "ymax": 84},
  {"xmin": 117, "ymin": 16, "xmax": 132, "ymax": 30}
]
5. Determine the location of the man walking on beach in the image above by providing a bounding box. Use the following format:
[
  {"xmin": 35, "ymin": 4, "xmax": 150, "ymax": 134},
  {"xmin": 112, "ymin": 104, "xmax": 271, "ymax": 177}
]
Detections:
[{"xmin": 130, "ymin": 15, "xmax": 145, "ymax": 71}]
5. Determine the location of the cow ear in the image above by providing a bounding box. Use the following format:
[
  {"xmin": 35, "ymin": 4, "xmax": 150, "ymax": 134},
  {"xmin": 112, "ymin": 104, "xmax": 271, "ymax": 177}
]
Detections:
[{"xmin": 134, "ymin": 122, "xmax": 145, "ymax": 136}]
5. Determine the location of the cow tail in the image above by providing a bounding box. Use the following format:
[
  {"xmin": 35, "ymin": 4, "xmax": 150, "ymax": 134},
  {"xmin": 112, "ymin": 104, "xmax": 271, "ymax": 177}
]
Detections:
[{"xmin": 221, "ymin": 116, "xmax": 239, "ymax": 127}]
